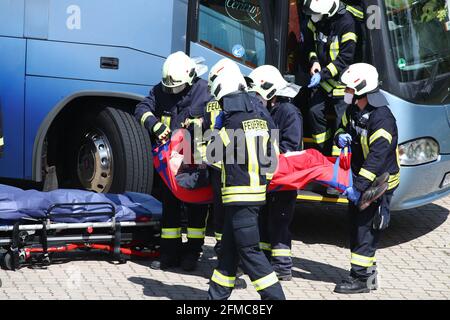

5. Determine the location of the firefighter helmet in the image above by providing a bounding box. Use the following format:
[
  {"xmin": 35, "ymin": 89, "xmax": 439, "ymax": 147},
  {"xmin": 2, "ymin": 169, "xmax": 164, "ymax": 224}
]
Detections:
[
  {"xmin": 208, "ymin": 58, "xmax": 242, "ymax": 90},
  {"xmin": 303, "ymin": 0, "xmax": 340, "ymax": 18},
  {"xmin": 162, "ymin": 51, "xmax": 197, "ymax": 94},
  {"xmin": 210, "ymin": 69, "xmax": 247, "ymax": 101},
  {"xmin": 247, "ymin": 65, "xmax": 300, "ymax": 100}
]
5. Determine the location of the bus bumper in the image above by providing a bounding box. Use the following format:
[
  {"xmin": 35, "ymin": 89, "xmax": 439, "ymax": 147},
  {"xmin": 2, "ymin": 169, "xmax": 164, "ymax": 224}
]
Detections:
[{"xmin": 391, "ymin": 154, "xmax": 450, "ymax": 211}]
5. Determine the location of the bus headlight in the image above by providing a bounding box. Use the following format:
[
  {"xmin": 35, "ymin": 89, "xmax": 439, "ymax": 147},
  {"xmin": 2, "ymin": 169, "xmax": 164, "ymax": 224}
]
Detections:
[{"xmin": 398, "ymin": 138, "xmax": 439, "ymax": 166}]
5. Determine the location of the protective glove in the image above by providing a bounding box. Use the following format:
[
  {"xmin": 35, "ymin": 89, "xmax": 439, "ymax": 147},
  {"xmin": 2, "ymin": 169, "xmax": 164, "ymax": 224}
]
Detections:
[
  {"xmin": 343, "ymin": 186, "xmax": 361, "ymax": 204},
  {"xmin": 152, "ymin": 122, "xmax": 171, "ymax": 142},
  {"xmin": 373, "ymin": 205, "xmax": 390, "ymax": 231},
  {"xmin": 337, "ymin": 133, "xmax": 352, "ymax": 148},
  {"xmin": 214, "ymin": 111, "xmax": 225, "ymax": 130},
  {"xmin": 182, "ymin": 117, "xmax": 203, "ymax": 129},
  {"xmin": 308, "ymin": 72, "xmax": 321, "ymax": 88}
]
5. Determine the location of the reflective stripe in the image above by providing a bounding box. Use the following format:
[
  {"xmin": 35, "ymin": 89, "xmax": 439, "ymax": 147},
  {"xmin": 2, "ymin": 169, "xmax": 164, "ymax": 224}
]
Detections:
[
  {"xmin": 259, "ymin": 242, "xmax": 272, "ymax": 251},
  {"xmin": 341, "ymin": 32, "xmax": 357, "ymax": 43},
  {"xmin": 388, "ymin": 172, "xmax": 400, "ymax": 190},
  {"xmin": 161, "ymin": 115, "xmax": 171, "ymax": 128},
  {"xmin": 346, "ymin": 5, "xmax": 364, "ymax": 19},
  {"xmin": 361, "ymin": 135, "xmax": 369, "ymax": 159},
  {"xmin": 320, "ymin": 81, "xmax": 333, "ymax": 93},
  {"xmin": 212, "ymin": 162, "xmax": 222, "ymax": 170},
  {"xmin": 334, "ymin": 128, "xmax": 345, "ymax": 137},
  {"xmin": 222, "ymin": 193, "xmax": 266, "ymax": 204},
  {"xmin": 272, "ymin": 249, "xmax": 291, "ymax": 257},
  {"xmin": 252, "ymin": 272, "xmax": 279, "ymax": 291},
  {"xmin": 369, "ymin": 129, "xmax": 393, "ymax": 145},
  {"xmin": 307, "ymin": 20, "xmax": 316, "ymax": 32},
  {"xmin": 332, "ymin": 88, "xmax": 345, "ymax": 96},
  {"xmin": 140, "ymin": 111, "xmax": 154, "ymax": 127},
  {"xmin": 0, "ymin": 137, "xmax": 4, "ymax": 146},
  {"xmin": 327, "ymin": 79, "xmax": 346, "ymax": 88},
  {"xmin": 222, "ymin": 185, "xmax": 266, "ymax": 195},
  {"xmin": 266, "ymin": 172, "xmax": 274, "ymax": 180},
  {"xmin": 332, "ymin": 145, "xmax": 341, "ymax": 157},
  {"xmin": 211, "ymin": 269, "xmax": 235, "ymax": 288},
  {"xmin": 219, "ymin": 128, "xmax": 230, "ymax": 147},
  {"xmin": 210, "ymin": 109, "xmax": 221, "ymax": 130},
  {"xmin": 309, "ymin": 51, "xmax": 318, "ymax": 61},
  {"xmin": 359, "ymin": 168, "xmax": 376, "ymax": 182},
  {"xmin": 215, "ymin": 232, "xmax": 222, "ymax": 241},
  {"xmin": 351, "ymin": 253, "xmax": 375, "ymax": 267},
  {"xmin": 312, "ymin": 129, "xmax": 332, "ymax": 144},
  {"xmin": 187, "ymin": 227, "xmax": 206, "ymax": 239},
  {"xmin": 161, "ymin": 228, "xmax": 181, "ymax": 239},
  {"xmin": 342, "ymin": 112, "xmax": 348, "ymax": 127},
  {"xmin": 247, "ymin": 135, "xmax": 260, "ymax": 187},
  {"xmin": 327, "ymin": 63, "xmax": 338, "ymax": 77},
  {"xmin": 329, "ymin": 37, "xmax": 339, "ymax": 61}
]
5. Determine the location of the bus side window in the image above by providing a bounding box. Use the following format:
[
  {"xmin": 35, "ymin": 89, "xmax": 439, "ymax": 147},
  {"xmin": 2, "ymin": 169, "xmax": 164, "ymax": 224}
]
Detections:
[{"xmin": 197, "ymin": 0, "xmax": 266, "ymax": 68}]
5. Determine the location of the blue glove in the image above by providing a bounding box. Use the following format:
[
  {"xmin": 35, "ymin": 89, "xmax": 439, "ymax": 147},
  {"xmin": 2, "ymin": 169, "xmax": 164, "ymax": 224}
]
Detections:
[
  {"xmin": 337, "ymin": 133, "xmax": 352, "ymax": 148},
  {"xmin": 308, "ymin": 73, "xmax": 321, "ymax": 88},
  {"xmin": 343, "ymin": 186, "xmax": 361, "ymax": 204},
  {"xmin": 214, "ymin": 111, "xmax": 225, "ymax": 130}
]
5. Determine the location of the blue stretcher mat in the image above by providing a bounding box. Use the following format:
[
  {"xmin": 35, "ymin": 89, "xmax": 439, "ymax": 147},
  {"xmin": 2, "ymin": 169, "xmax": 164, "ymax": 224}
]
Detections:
[{"xmin": 0, "ymin": 184, "xmax": 162, "ymax": 225}]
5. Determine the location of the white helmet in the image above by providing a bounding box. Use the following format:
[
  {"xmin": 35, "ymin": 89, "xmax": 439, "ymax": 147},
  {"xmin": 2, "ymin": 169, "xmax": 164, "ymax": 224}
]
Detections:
[
  {"xmin": 303, "ymin": 0, "xmax": 340, "ymax": 20},
  {"xmin": 341, "ymin": 63, "xmax": 388, "ymax": 107},
  {"xmin": 208, "ymin": 58, "xmax": 242, "ymax": 89},
  {"xmin": 248, "ymin": 65, "xmax": 301, "ymax": 100},
  {"xmin": 162, "ymin": 51, "xmax": 197, "ymax": 94},
  {"xmin": 210, "ymin": 69, "xmax": 247, "ymax": 101}
]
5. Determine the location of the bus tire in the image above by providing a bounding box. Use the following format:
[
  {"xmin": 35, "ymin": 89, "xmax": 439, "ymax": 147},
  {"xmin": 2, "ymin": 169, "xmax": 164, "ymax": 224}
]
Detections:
[{"xmin": 74, "ymin": 107, "xmax": 153, "ymax": 194}]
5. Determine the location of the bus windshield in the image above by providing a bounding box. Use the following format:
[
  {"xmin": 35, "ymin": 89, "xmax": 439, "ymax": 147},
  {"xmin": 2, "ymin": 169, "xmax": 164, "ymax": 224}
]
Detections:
[{"xmin": 385, "ymin": 0, "xmax": 450, "ymax": 83}]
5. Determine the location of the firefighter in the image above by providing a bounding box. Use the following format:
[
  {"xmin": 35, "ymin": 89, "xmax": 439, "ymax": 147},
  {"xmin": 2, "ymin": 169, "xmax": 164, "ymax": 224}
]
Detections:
[
  {"xmin": 334, "ymin": 63, "xmax": 400, "ymax": 294},
  {"xmin": 247, "ymin": 65, "xmax": 302, "ymax": 281},
  {"xmin": 303, "ymin": 0, "xmax": 359, "ymax": 156},
  {"xmin": 206, "ymin": 69, "xmax": 285, "ymax": 300},
  {"xmin": 135, "ymin": 51, "xmax": 210, "ymax": 271}
]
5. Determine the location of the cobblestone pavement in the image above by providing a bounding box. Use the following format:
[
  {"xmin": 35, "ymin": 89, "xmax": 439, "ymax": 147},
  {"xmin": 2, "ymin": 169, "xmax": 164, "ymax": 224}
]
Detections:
[{"xmin": 0, "ymin": 196, "xmax": 449, "ymax": 300}]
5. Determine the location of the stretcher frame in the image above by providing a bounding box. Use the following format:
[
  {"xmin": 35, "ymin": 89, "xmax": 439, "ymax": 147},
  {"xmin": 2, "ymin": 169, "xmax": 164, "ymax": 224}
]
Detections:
[{"xmin": 0, "ymin": 202, "xmax": 161, "ymax": 270}]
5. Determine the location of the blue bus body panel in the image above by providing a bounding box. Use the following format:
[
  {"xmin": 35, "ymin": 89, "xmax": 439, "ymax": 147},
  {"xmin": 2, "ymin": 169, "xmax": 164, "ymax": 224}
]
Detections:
[
  {"xmin": 24, "ymin": 0, "xmax": 49, "ymax": 39},
  {"xmin": 0, "ymin": 37, "xmax": 26, "ymax": 179},
  {"xmin": 0, "ymin": 0, "xmax": 24, "ymax": 37},
  {"xmin": 384, "ymin": 91, "xmax": 450, "ymax": 210},
  {"xmin": 26, "ymin": 40, "xmax": 163, "ymax": 86},
  {"xmin": 46, "ymin": 0, "xmax": 174, "ymax": 57},
  {"xmin": 24, "ymin": 76, "xmax": 150, "ymax": 180}
]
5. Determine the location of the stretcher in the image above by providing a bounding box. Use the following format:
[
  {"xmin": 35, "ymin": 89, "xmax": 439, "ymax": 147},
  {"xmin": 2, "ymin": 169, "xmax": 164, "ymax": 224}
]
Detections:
[{"xmin": 0, "ymin": 186, "xmax": 162, "ymax": 270}]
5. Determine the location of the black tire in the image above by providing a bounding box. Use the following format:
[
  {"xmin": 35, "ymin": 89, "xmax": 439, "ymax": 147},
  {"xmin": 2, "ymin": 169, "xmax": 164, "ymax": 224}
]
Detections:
[
  {"xmin": 95, "ymin": 107, "xmax": 153, "ymax": 194},
  {"xmin": 60, "ymin": 107, "xmax": 153, "ymax": 194}
]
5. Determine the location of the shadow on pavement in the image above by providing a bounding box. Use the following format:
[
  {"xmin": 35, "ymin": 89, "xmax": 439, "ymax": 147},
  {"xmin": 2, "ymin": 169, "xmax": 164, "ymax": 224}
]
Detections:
[
  {"xmin": 128, "ymin": 276, "xmax": 207, "ymax": 300},
  {"xmin": 291, "ymin": 256, "xmax": 348, "ymax": 284},
  {"xmin": 290, "ymin": 202, "xmax": 449, "ymax": 249}
]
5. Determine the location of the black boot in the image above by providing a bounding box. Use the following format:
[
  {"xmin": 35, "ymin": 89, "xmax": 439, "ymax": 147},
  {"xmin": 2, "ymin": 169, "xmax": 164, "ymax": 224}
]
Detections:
[
  {"xmin": 334, "ymin": 276, "xmax": 372, "ymax": 294},
  {"xmin": 150, "ymin": 255, "xmax": 180, "ymax": 270},
  {"xmin": 181, "ymin": 252, "xmax": 199, "ymax": 271}
]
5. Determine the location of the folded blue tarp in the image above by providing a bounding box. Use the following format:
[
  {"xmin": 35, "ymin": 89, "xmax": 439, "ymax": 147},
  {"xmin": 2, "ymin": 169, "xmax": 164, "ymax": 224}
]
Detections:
[{"xmin": 0, "ymin": 184, "xmax": 162, "ymax": 225}]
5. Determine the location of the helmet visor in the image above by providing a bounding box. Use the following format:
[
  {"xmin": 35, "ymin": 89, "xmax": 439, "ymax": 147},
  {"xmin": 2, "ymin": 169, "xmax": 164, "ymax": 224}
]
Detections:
[{"xmin": 162, "ymin": 83, "xmax": 187, "ymax": 95}]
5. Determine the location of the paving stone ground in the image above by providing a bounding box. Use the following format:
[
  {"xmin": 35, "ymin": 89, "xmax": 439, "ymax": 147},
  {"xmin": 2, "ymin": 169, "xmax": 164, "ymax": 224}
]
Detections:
[{"xmin": 0, "ymin": 196, "xmax": 449, "ymax": 300}]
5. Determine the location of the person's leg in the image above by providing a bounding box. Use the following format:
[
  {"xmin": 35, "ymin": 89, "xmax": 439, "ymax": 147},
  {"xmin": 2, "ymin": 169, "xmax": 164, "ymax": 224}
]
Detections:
[
  {"xmin": 308, "ymin": 90, "xmax": 331, "ymax": 154},
  {"xmin": 232, "ymin": 206, "xmax": 285, "ymax": 300},
  {"xmin": 152, "ymin": 184, "xmax": 182, "ymax": 269},
  {"xmin": 269, "ymin": 191, "xmax": 297, "ymax": 280},
  {"xmin": 208, "ymin": 206, "xmax": 239, "ymax": 300},
  {"xmin": 210, "ymin": 168, "xmax": 225, "ymax": 255},
  {"xmin": 183, "ymin": 203, "xmax": 209, "ymax": 271},
  {"xmin": 258, "ymin": 197, "xmax": 272, "ymax": 261}
]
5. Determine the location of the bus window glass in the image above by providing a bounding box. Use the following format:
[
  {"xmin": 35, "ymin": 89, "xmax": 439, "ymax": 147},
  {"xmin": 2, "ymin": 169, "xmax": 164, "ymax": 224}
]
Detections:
[
  {"xmin": 385, "ymin": 0, "xmax": 450, "ymax": 82},
  {"xmin": 197, "ymin": 0, "xmax": 265, "ymax": 67}
]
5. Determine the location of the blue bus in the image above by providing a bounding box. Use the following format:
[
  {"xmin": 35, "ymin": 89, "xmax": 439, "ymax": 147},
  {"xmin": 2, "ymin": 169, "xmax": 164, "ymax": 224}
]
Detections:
[{"xmin": 0, "ymin": 0, "xmax": 449, "ymax": 211}]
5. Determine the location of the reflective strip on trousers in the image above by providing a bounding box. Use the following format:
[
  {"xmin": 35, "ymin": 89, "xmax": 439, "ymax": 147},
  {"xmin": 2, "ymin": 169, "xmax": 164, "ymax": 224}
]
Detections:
[
  {"xmin": 359, "ymin": 168, "xmax": 376, "ymax": 182},
  {"xmin": 187, "ymin": 227, "xmax": 206, "ymax": 239},
  {"xmin": 211, "ymin": 269, "xmax": 236, "ymax": 288},
  {"xmin": 312, "ymin": 129, "xmax": 332, "ymax": 144},
  {"xmin": 272, "ymin": 249, "xmax": 291, "ymax": 257},
  {"xmin": 252, "ymin": 272, "xmax": 279, "ymax": 292},
  {"xmin": 140, "ymin": 111, "xmax": 154, "ymax": 127},
  {"xmin": 351, "ymin": 253, "xmax": 375, "ymax": 268},
  {"xmin": 161, "ymin": 228, "xmax": 181, "ymax": 239},
  {"xmin": 259, "ymin": 242, "xmax": 272, "ymax": 252},
  {"xmin": 222, "ymin": 185, "xmax": 266, "ymax": 195},
  {"xmin": 369, "ymin": 128, "xmax": 393, "ymax": 145}
]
